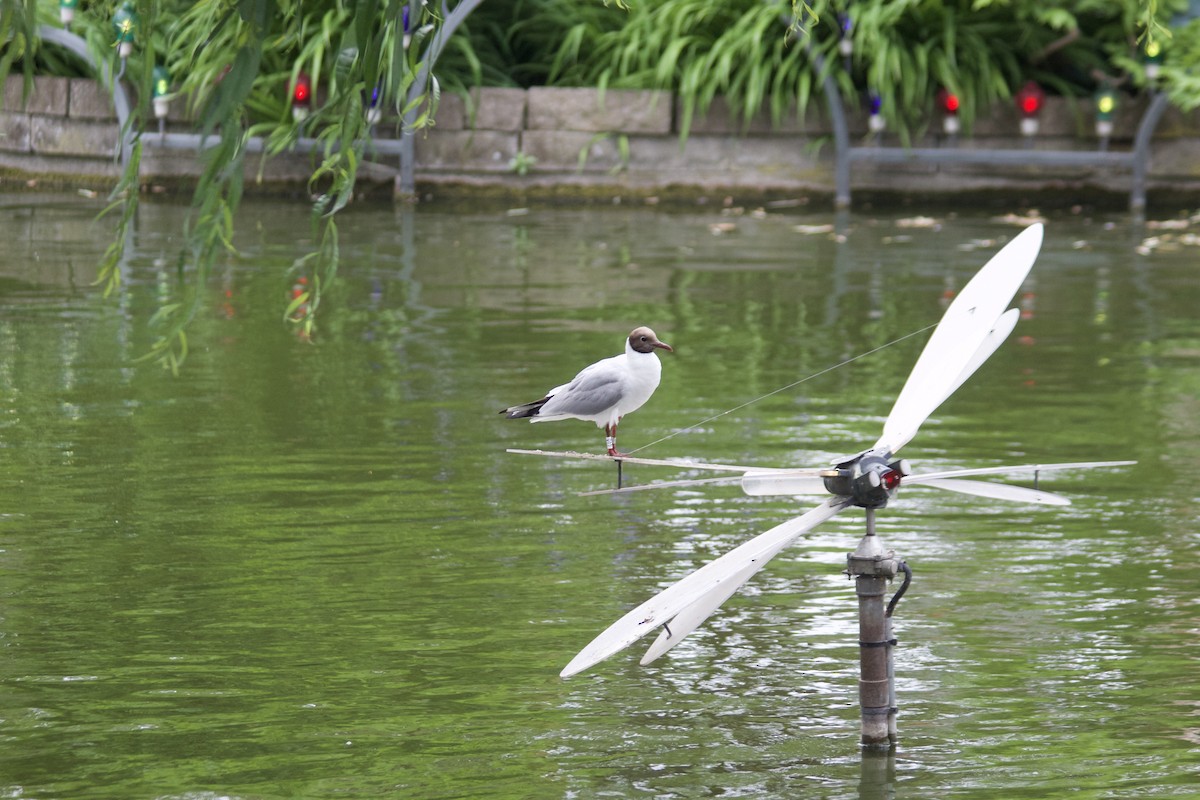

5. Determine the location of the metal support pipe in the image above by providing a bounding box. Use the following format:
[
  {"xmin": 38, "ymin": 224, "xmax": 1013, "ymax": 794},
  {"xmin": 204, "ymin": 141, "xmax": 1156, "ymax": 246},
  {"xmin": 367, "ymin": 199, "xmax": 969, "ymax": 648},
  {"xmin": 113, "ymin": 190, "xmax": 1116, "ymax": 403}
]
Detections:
[
  {"xmin": 856, "ymin": 572, "xmax": 892, "ymax": 746},
  {"xmin": 1130, "ymin": 92, "xmax": 1170, "ymax": 211},
  {"xmin": 398, "ymin": 0, "xmax": 487, "ymax": 196},
  {"xmin": 847, "ymin": 508, "xmax": 901, "ymax": 747},
  {"xmin": 848, "ymin": 147, "xmax": 1134, "ymax": 168},
  {"xmin": 139, "ymin": 131, "xmax": 410, "ymax": 156},
  {"xmin": 801, "ymin": 25, "xmax": 851, "ymax": 208}
]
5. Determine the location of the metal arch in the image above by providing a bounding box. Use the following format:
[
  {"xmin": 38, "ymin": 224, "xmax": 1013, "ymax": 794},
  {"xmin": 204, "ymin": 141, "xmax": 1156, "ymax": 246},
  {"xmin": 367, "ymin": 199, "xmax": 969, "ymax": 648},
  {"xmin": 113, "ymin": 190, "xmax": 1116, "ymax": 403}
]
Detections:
[
  {"xmin": 1130, "ymin": 92, "xmax": 1171, "ymax": 211},
  {"xmin": 815, "ymin": 31, "xmax": 1176, "ymax": 210},
  {"xmin": 36, "ymin": 24, "xmax": 134, "ymax": 166},
  {"xmin": 398, "ymin": 0, "xmax": 488, "ymax": 196}
]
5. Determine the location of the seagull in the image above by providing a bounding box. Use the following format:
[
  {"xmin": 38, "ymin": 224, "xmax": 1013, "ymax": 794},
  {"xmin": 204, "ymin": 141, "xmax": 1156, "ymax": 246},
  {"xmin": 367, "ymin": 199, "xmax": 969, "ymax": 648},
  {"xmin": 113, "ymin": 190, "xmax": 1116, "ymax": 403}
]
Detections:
[{"xmin": 501, "ymin": 326, "xmax": 673, "ymax": 456}]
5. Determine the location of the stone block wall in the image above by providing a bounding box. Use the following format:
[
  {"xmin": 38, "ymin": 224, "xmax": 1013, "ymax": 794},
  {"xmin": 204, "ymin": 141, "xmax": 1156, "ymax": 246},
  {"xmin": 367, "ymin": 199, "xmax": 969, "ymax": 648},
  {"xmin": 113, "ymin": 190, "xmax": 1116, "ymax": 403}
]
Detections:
[
  {"xmin": 1, "ymin": 76, "xmax": 123, "ymax": 179},
  {"xmin": 4, "ymin": 74, "xmax": 1200, "ymax": 203}
]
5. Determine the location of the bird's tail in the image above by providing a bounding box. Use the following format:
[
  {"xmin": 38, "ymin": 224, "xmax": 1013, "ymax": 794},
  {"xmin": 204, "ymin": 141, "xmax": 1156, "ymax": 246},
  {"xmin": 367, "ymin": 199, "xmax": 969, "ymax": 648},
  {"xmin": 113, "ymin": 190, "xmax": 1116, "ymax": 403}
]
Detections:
[{"xmin": 500, "ymin": 397, "xmax": 549, "ymax": 419}]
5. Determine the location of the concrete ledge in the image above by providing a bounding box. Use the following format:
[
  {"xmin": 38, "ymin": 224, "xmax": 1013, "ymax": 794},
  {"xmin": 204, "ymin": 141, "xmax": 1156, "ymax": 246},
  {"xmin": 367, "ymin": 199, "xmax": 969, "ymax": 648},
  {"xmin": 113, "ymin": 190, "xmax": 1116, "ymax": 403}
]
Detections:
[
  {"xmin": 417, "ymin": 87, "xmax": 527, "ymax": 132},
  {"xmin": 29, "ymin": 115, "xmax": 119, "ymax": 158},
  {"xmin": 522, "ymin": 130, "xmax": 623, "ymax": 172},
  {"xmin": 686, "ymin": 95, "xmax": 825, "ymax": 136},
  {"xmin": 0, "ymin": 112, "xmax": 32, "ymax": 153},
  {"xmin": 414, "ymin": 129, "xmax": 520, "ymax": 171},
  {"xmin": 527, "ymin": 87, "xmax": 672, "ymax": 134}
]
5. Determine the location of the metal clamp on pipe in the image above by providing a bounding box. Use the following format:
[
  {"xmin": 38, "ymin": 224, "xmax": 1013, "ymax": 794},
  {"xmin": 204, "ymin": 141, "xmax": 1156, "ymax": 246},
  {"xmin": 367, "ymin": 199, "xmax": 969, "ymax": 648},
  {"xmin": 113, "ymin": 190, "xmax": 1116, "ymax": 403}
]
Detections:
[{"xmin": 846, "ymin": 528, "xmax": 899, "ymax": 579}]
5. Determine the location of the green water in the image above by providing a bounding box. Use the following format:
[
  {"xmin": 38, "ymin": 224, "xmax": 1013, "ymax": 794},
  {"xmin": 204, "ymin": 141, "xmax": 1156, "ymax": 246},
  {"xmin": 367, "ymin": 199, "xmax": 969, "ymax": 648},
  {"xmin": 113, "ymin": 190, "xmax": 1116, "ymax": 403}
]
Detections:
[{"xmin": 1, "ymin": 196, "xmax": 1197, "ymax": 798}]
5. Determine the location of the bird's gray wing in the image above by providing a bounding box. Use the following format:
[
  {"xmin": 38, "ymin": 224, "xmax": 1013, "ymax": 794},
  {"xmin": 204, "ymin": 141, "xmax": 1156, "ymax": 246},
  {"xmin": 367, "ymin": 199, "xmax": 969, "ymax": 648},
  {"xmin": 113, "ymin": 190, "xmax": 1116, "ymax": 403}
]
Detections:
[{"xmin": 541, "ymin": 361, "xmax": 627, "ymax": 417}]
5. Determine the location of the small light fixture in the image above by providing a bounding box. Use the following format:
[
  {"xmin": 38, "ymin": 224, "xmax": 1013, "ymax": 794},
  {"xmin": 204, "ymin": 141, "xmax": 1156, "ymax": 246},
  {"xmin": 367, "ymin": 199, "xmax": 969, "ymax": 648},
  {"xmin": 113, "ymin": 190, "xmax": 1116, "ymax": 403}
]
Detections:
[
  {"xmin": 59, "ymin": 0, "xmax": 78, "ymax": 27},
  {"xmin": 868, "ymin": 92, "xmax": 884, "ymax": 134},
  {"xmin": 1014, "ymin": 81, "xmax": 1045, "ymax": 138},
  {"xmin": 292, "ymin": 72, "xmax": 312, "ymax": 122},
  {"xmin": 1094, "ymin": 86, "xmax": 1116, "ymax": 149},
  {"xmin": 152, "ymin": 66, "xmax": 171, "ymax": 120},
  {"xmin": 838, "ymin": 13, "xmax": 853, "ymax": 58},
  {"xmin": 1143, "ymin": 39, "xmax": 1163, "ymax": 81},
  {"xmin": 112, "ymin": 1, "xmax": 139, "ymax": 58},
  {"xmin": 937, "ymin": 88, "xmax": 960, "ymax": 137},
  {"xmin": 366, "ymin": 85, "xmax": 382, "ymax": 126}
]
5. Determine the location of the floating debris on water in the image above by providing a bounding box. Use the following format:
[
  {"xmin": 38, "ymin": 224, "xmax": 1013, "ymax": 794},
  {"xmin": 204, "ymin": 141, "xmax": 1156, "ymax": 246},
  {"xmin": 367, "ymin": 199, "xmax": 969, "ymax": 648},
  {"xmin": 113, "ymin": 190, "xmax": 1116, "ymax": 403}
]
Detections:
[
  {"xmin": 1136, "ymin": 232, "xmax": 1200, "ymax": 255},
  {"xmin": 957, "ymin": 238, "xmax": 999, "ymax": 251},
  {"xmin": 1145, "ymin": 218, "xmax": 1190, "ymax": 230},
  {"xmin": 794, "ymin": 224, "xmax": 835, "ymax": 235},
  {"xmin": 991, "ymin": 211, "xmax": 1046, "ymax": 226},
  {"xmin": 895, "ymin": 216, "xmax": 939, "ymax": 229}
]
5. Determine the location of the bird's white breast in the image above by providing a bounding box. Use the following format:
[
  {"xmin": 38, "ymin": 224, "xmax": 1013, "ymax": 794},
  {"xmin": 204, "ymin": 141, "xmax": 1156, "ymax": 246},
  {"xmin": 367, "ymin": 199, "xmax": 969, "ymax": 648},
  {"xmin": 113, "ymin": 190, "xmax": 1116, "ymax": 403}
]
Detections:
[{"xmin": 615, "ymin": 350, "xmax": 662, "ymax": 418}]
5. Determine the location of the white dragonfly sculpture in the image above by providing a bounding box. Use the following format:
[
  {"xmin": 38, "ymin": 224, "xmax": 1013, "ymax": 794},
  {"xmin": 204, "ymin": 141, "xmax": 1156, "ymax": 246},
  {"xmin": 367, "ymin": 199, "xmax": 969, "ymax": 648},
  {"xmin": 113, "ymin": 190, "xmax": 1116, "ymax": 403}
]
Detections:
[{"xmin": 513, "ymin": 223, "xmax": 1135, "ymax": 678}]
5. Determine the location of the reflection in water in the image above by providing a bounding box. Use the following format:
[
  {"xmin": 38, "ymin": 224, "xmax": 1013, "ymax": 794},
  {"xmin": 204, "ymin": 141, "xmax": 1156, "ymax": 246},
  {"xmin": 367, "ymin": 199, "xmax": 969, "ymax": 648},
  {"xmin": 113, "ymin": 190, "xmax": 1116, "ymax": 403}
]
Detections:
[
  {"xmin": 859, "ymin": 748, "xmax": 897, "ymax": 800},
  {"xmin": 1, "ymin": 196, "xmax": 1199, "ymax": 798}
]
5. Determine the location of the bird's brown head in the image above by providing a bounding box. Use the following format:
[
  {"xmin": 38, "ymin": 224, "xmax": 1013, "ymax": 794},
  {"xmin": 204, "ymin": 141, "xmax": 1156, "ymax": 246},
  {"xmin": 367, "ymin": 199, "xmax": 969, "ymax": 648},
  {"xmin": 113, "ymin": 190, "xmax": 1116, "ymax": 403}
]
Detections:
[{"xmin": 629, "ymin": 326, "xmax": 673, "ymax": 354}]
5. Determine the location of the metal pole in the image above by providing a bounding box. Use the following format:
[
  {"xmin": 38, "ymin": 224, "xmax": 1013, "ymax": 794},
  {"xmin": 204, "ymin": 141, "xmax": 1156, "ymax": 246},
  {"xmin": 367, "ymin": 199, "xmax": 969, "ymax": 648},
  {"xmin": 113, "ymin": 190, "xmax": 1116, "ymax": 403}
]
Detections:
[
  {"xmin": 847, "ymin": 508, "xmax": 902, "ymax": 747},
  {"xmin": 398, "ymin": 0, "xmax": 488, "ymax": 197},
  {"xmin": 1130, "ymin": 92, "xmax": 1170, "ymax": 211},
  {"xmin": 806, "ymin": 42, "xmax": 851, "ymax": 208}
]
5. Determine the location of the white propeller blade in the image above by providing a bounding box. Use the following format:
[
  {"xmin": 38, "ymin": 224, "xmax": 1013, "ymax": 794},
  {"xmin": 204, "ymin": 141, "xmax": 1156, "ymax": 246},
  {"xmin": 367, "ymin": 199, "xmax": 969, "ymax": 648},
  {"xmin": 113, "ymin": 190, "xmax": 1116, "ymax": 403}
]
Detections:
[
  {"xmin": 937, "ymin": 307, "xmax": 1020, "ymax": 411},
  {"xmin": 639, "ymin": 557, "xmax": 772, "ymax": 665},
  {"xmin": 742, "ymin": 472, "xmax": 1067, "ymax": 505},
  {"xmin": 560, "ymin": 498, "xmax": 850, "ymax": 678},
  {"xmin": 907, "ymin": 460, "xmax": 1137, "ymax": 482},
  {"xmin": 875, "ymin": 223, "xmax": 1043, "ymax": 455},
  {"xmin": 743, "ymin": 460, "xmax": 1136, "ymax": 499},
  {"xmin": 741, "ymin": 471, "xmax": 828, "ymax": 496},
  {"xmin": 915, "ymin": 478, "xmax": 1070, "ymax": 505}
]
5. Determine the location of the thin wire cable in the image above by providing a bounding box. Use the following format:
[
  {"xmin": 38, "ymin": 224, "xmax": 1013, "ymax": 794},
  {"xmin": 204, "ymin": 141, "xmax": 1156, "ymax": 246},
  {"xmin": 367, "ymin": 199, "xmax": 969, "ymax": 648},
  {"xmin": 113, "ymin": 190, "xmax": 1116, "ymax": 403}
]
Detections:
[{"xmin": 627, "ymin": 323, "xmax": 938, "ymax": 456}]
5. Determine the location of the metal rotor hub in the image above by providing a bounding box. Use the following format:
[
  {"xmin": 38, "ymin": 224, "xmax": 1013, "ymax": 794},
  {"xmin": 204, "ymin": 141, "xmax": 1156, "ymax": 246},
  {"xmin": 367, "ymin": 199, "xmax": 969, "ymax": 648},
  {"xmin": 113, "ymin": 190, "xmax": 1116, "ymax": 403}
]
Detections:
[{"xmin": 822, "ymin": 451, "xmax": 910, "ymax": 508}]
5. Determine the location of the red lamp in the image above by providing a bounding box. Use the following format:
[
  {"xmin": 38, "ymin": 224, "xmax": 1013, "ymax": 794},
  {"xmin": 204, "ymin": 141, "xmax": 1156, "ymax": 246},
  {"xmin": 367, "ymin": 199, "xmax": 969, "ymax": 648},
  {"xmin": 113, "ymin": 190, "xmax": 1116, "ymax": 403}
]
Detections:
[
  {"xmin": 292, "ymin": 72, "xmax": 312, "ymax": 122},
  {"xmin": 936, "ymin": 88, "xmax": 960, "ymax": 136},
  {"xmin": 1014, "ymin": 81, "xmax": 1045, "ymax": 137}
]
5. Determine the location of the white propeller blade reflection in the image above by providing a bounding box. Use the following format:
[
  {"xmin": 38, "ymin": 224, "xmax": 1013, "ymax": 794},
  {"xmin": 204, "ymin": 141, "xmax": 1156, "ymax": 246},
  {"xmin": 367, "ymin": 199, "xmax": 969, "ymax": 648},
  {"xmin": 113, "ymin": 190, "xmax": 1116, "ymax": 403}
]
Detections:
[
  {"xmin": 875, "ymin": 224, "xmax": 1043, "ymax": 455},
  {"xmin": 560, "ymin": 498, "xmax": 850, "ymax": 678},
  {"xmin": 578, "ymin": 475, "xmax": 745, "ymax": 497},
  {"xmin": 507, "ymin": 448, "xmax": 763, "ymax": 473}
]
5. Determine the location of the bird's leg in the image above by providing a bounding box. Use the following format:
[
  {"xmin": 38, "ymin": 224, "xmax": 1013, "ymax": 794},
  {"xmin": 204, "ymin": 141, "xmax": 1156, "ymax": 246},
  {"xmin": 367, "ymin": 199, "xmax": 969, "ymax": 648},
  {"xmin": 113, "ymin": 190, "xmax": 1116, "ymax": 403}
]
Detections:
[
  {"xmin": 605, "ymin": 423, "xmax": 623, "ymax": 457},
  {"xmin": 605, "ymin": 423, "xmax": 624, "ymax": 488}
]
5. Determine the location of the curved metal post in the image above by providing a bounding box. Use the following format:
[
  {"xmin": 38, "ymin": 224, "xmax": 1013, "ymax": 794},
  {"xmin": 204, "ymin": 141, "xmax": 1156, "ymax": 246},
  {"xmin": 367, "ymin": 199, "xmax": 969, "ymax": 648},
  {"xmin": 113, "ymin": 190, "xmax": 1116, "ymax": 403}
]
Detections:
[
  {"xmin": 398, "ymin": 0, "xmax": 487, "ymax": 196},
  {"xmin": 1130, "ymin": 92, "xmax": 1170, "ymax": 211},
  {"xmin": 37, "ymin": 24, "xmax": 134, "ymax": 166},
  {"xmin": 816, "ymin": 62, "xmax": 851, "ymax": 208},
  {"xmin": 797, "ymin": 16, "xmax": 851, "ymax": 208}
]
